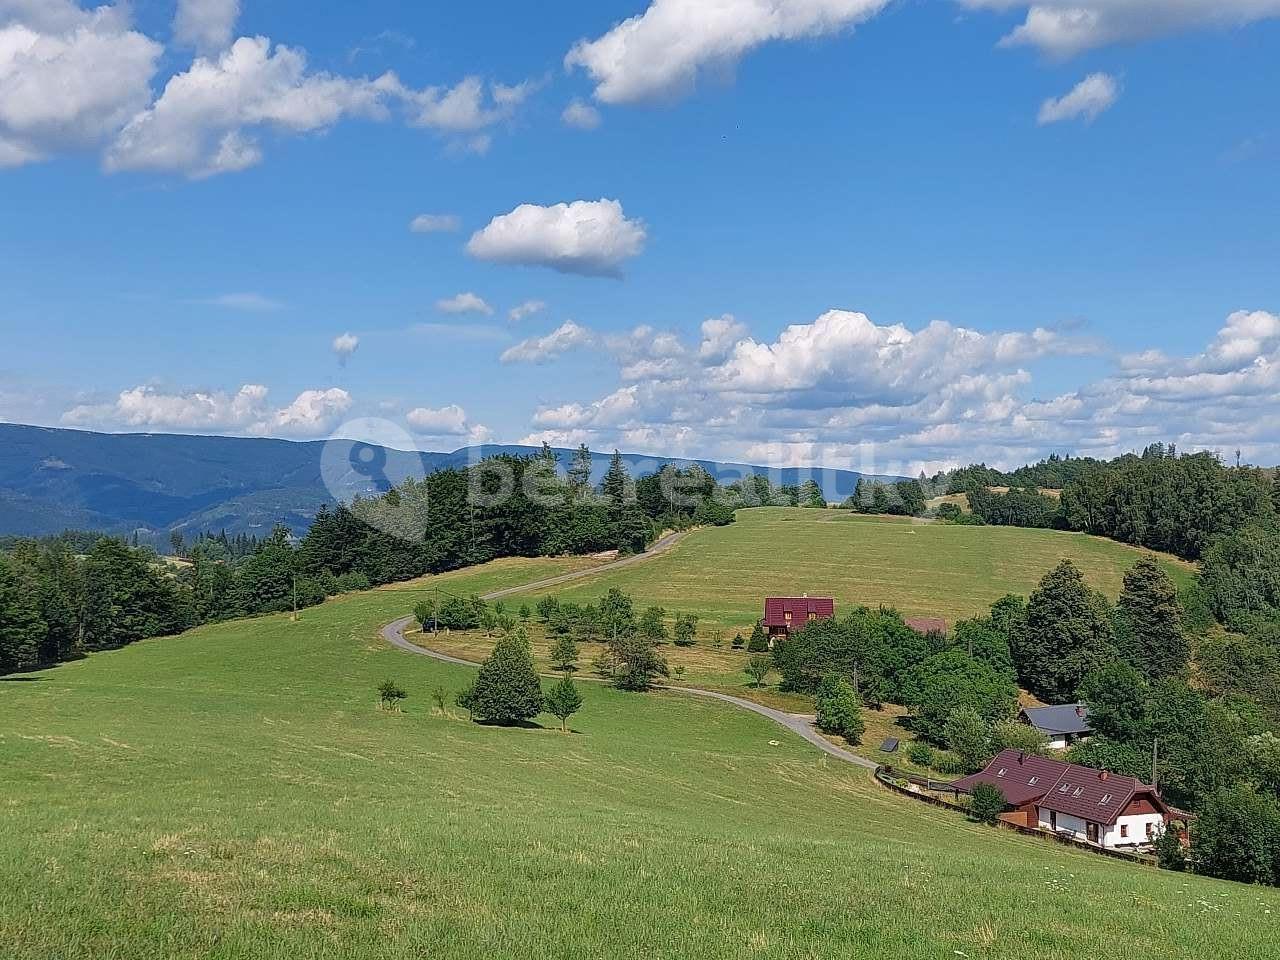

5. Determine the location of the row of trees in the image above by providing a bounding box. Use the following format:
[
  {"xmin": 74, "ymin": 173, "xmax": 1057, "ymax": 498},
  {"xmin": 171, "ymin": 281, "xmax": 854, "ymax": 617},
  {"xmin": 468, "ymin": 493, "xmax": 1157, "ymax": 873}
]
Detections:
[{"xmin": 841, "ymin": 479, "xmax": 928, "ymax": 517}]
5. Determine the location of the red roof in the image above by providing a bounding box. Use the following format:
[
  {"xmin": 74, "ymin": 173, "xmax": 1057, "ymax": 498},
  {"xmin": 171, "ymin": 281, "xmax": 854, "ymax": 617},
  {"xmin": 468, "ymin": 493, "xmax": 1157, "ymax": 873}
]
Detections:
[
  {"xmin": 763, "ymin": 597, "xmax": 835, "ymax": 628},
  {"xmin": 905, "ymin": 617, "xmax": 948, "ymax": 635},
  {"xmin": 951, "ymin": 749, "xmax": 1168, "ymax": 825}
]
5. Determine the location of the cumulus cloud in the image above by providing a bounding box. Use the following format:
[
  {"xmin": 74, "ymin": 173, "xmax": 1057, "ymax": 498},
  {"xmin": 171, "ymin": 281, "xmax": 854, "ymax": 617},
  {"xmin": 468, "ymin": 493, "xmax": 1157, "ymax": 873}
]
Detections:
[
  {"xmin": 61, "ymin": 382, "xmax": 352, "ymax": 437},
  {"xmin": 562, "ymin": 99, "xmax": 602, "ymax": 129},
  {"xmin": 436, "ymin": 291, "xmax": 493, "ymax": 315},
  {"xmin": 406, "ymin": 403, "xmax": 491, "ymax": 445},
  {"xmin": 409, "ymin": 213, "xmax": 460, "ymax": 233},
  {"xmin": 566, "ymin": 0, "xmax": 891, "ymax": 104},
  {"xmin": 1038, "ymin": 72, "xmax": 1118, "ymax": 125},
  {"xmin": 105, "ymin": 36, "xmax": 397, "ymax": 178},
  {"xmin": 332, "ymin": 332, "xmax": 359, "ymax": 364},
  {"xmin": 508, "ymin": 299, "xmax": 547, "ymax": 322},
  {"xmin": 501, "ymin": 320, "xmax": 596, "ymax": 363},
  {"xmin": 173, "ymin": 0, "xmax": 239, "ymax": 54},
  {"xmin": 960, "ymin": 1, "xmax": 1280, "ymax": 58},
  {"xmin": 467, "ymin": 199, "xmax": 647, "ymax": 278},
  {"xmin": 0, "ymin": 1, "xmax": 162, "ymax": 167}
]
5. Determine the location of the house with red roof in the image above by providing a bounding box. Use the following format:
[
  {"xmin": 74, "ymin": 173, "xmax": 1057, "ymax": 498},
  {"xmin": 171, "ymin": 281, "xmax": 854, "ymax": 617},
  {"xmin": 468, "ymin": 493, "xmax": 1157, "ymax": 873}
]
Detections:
[
  {"xmin": 762, "ymin": 596, "xmax": 835, "ymax": 640},
  {"xmin": 951, "ymin": 749, "xmax": 1181, "ymax": 849}
]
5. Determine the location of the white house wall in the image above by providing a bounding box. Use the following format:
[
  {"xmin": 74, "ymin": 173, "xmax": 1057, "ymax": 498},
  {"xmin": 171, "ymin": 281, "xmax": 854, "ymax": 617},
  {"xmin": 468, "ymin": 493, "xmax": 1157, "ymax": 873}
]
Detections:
[{"xmin": 1103, "ymin": 813, "xmax": 1165, "ymax": 847}]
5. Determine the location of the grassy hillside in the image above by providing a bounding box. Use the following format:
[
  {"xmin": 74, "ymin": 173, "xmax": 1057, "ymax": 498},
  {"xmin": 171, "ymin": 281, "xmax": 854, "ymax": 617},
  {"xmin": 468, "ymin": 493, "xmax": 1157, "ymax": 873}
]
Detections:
[
  {"xmin": 529, "ymin": 508, "xmax": 1195, "ymax": 631},
  {"xmin": 1, "ymin": 554, "xmax": 1273, "ymax": 960}
]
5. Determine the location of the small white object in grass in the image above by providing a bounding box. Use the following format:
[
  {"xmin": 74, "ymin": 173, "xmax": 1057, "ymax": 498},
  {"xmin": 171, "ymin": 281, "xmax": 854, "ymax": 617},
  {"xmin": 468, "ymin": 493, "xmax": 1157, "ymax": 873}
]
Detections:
[{"xmin": 768, "ymin": 740, "xmax": 780, "ymax": 746}]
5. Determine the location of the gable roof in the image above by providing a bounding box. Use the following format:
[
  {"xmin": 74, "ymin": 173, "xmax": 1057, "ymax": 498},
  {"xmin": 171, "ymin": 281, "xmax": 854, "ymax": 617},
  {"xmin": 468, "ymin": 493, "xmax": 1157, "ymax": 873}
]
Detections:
[
  {"xmin": 951, "ymin": 749, "xmax": 1167, "ymax": 825},
  {"xmin": 1020, "ymin": 704, "xmax": 1093, "ymax": 736},
  {"xmin": 905, "ymin": 617, "xmax": 948, "ymax": 635},
  {"xmin": 763, "ymin": 597, "xmax": 835, "ymax": 628}
]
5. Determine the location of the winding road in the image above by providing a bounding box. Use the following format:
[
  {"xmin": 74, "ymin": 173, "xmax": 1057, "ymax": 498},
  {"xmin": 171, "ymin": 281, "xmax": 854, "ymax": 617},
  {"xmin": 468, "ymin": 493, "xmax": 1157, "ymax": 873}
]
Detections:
[{"xmin": 379, "ymin": 531, "xmax": 878, "ymax": 772}]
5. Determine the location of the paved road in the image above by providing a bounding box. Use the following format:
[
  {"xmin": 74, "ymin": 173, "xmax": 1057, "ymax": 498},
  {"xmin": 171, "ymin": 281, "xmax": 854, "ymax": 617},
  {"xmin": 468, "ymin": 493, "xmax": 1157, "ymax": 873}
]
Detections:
[{"xmin": 379, "ymin": 617, "xmax": 878, "ymax": 773}]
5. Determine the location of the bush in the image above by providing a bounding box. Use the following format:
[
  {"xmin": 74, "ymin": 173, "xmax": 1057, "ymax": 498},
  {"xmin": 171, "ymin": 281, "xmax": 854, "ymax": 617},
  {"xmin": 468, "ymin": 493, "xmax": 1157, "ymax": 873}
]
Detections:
[
  {"xmin": 936, "ymin": 502, "xmax": 963, "ymax": 522},
  {"xmin": 1154, "ymin": 824, "xmax": 1188, "ymax": 872},
  {"xmin": 907, "ymin": 741, "xmax": 934, "ymax": 767},
  {"xmin": 970, "ymin": 783, "xmax": 1007, "ymax": 825},
  {"xmin": 336, "ymin": 571, "xmax": 371, "ymax": 593},
  {"xmin": 989, "ymin": 720, "xmax": 1049, "ymax": 757},
  {"xmin": 745, "ymin": 655, "xmax": 771, "ymax": 688},
  {"xmin": 815, "ymin": 673, "xmax": 864, "ymax": 744},
  {"xmin": 731, "ymin": 633, "xmax": 745, "ymax": 650}
]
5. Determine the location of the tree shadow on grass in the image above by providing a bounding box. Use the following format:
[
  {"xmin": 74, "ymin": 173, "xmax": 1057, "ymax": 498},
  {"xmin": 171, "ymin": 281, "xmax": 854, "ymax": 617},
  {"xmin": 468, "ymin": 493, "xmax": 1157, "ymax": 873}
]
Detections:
[
  {"xmin": 472, "ymin": 718, "xmax": 547, "ymax": 730},
  {"xmin": 0, "ymin": 677, "xmax": 46, "ymax": 683}
]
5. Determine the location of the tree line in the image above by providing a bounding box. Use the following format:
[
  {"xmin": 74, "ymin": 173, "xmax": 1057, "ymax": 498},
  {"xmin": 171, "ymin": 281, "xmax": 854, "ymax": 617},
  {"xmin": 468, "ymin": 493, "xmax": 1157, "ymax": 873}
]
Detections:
[{"xmin": 0, "ymin": 446, "xmax": 774, "ymax": 677}]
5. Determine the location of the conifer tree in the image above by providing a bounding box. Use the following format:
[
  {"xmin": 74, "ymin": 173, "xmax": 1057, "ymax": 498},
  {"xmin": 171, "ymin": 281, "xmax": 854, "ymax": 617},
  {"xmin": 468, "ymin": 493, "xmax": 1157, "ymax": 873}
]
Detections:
[
  {"xmin": 471, "ymin": 628, "xmax": 544, "ymax": 725},
  {"xmin": 1115, "ymin": 556, "xmax": 1189, "ymax": 681}
]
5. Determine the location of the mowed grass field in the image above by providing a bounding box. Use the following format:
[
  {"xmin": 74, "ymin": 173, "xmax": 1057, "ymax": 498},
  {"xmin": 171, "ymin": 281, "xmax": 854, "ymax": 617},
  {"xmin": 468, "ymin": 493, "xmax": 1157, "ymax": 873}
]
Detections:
[
  {"xmin": 531, "ymin": 508, "xmax": 1195, "ymax": 632},
  {"xmin": 3, "ymin": 553, "xmax": 1276, "ymax": 959}
]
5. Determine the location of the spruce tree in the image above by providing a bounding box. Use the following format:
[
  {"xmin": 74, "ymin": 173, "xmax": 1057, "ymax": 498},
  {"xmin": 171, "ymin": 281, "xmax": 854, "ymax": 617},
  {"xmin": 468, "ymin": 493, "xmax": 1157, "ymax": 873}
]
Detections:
[
  {"xmin": 747, "ymin": 622, "xmax": 770, "ymax": 653},
  {"xmin": 471, "ymin": 628, "xmax": 544, "ymax": 725},
  {"xmin": 1116, "ymin": 557, "xmax": 1189, "ymax": 680},
  {"xmin": 0, "ymin": 559, "xmax": 45, "ymax": 674},
  {"xmin": 549, "ymin": 633, "xmax": 580, "ymax": 673}
]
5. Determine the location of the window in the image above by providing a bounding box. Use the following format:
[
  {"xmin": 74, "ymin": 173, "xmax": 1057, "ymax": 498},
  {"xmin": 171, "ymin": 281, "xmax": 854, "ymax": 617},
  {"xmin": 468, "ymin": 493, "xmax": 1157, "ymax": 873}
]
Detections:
[
  {"xmin": 1028, "ymin": 777, "xmax": 1039, "ymax": 785},
  {"xmin": 1073, "ymin": 787, "xmax": 1084, "ymax": 797},
  {"xmin": 1146, "ymin": 823, "xmax": 1156, "ymax": 839},
  {"xmin": 1100, "ymin": 794, "xmax": 1112, "ymax": 805},
  {"xmin": 1120, "ymin": 824, "xmax": 1129, "ymax": 838},
  {"xmin": 1058, "ymin": 783, "xmax": 1072, "ymax": 793},
  {"xmin": 784, "ymin": 612, "xmax": 792, "ymax": 621},
  {"xmin": 996, "ymin": 768, "xmax": 1007, "ymax": 778}
]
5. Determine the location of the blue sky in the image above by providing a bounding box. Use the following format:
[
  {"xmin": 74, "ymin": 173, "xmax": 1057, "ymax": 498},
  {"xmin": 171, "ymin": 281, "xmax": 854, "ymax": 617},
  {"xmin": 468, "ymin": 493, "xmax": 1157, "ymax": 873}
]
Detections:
[{"xmin": 2, "ymin": 0, "xmax": 1279, "ymax": 473}]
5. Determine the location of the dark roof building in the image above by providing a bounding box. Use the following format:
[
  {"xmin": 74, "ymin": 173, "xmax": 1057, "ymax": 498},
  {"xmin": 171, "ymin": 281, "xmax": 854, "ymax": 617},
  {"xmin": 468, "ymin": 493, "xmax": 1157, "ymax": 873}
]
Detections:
[
  {"xmin": 904, "ymin": 617, "xmax": 948, "ymax": 636},
  {"xmin": 762, "ymin": 597, "xmax": 835, "ymax": 636},
  {"xmin": 1019, "ymin": 704, "xmax": 1092, "ymax": 746},
  {"xmin": 951, "ymin": 749, "xmax": 1179, "ymax": 848}
]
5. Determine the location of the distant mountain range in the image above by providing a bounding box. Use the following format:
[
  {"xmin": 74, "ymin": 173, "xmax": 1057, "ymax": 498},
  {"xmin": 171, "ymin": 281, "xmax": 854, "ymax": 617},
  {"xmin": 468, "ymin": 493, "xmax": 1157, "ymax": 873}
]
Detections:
[{"xmin": 0, "ymin": 423, "xmax": 907, "ymax": 538}]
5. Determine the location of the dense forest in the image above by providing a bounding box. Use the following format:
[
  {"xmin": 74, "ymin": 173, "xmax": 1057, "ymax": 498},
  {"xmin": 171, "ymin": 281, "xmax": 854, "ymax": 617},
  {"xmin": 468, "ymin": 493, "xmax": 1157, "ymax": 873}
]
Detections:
[{"xmin": 0, "ymin": 446, "xmax": 785, "ymax": 677}]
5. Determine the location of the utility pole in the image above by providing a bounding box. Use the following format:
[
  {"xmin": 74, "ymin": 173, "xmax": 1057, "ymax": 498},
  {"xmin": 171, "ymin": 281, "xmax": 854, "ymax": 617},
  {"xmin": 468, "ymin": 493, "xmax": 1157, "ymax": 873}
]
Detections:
[
  {"xmin": 1151, "ymin": 737, "xmax": 1160, "ymax": 790},
  {"xmin": 291, "ymin": 574, "xmax": 298, "ymax": 623},
  {"xmin": 432, "ymin": 584, "xmax": 440, "ymax": 634}
]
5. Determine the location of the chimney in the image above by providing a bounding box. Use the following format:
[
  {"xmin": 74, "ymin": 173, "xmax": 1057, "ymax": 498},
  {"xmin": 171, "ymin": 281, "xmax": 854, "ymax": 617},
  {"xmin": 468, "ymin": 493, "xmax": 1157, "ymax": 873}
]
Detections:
[
  {"xmin": 1076, "ymin": 705, "xmax": 1086, "ymax": 718},
  {"xmin": 1099, "ymin": 770, "xmax": 1109, "ymax": 781},
  {"xmin": 1017, "ymin": 751, "xmax": 1026, "ymax": 763}
]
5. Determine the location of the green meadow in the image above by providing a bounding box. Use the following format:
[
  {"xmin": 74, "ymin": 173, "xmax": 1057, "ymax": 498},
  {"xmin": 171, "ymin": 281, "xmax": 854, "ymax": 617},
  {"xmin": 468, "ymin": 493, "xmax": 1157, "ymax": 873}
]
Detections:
[
  {"xmin": 531, "ymin": 508, "xmax": 1196, "ymax": 631},
  {"xmin": 2, "ymin": 532, "xmax": 1273, "ymax": 960}
]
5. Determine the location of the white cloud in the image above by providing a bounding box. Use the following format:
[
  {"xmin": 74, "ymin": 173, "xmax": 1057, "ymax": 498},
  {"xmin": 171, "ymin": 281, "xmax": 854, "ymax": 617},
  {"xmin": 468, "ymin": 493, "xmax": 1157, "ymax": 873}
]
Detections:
[
  {"xmin": 698, "ymin": 314, "xmax": 750, "ymax": 361},
  {"xmin": 436, "ymin": 291, "xmax": 493, "ymax": 315},
  {"xmin": 399, "ymin": 75, "xmax": 530, "ymax": 133},
  {"xmin": 173, "ymin": 0, "xmax": 239, "ymax": 54},
  {"xmin": 562, "ymin": 99, "xmax": 601, "ymax": 129},
  {"xmin": 0, "ymin": 1, "xmax": 162, "ymax": 167},
  {"xmin": 501, "ymin": 320, "xmax": 596, "ymax": 363},
  {"xmin": 508, "ymin": 299, "xmax": 547, "ymax": 322},
  {"xmin": 332, "ymin": 332, "xmax": 359, "ymax": 364},
  {"xmin": 467, "ymin": 199, "xmax": 647, "ymax": 278},
  {"xmin": 409, "ymin": 213, "xmax": 460, "ymax": 233},
  {"xmin": 105, "ymin": 36, "xmax": 396, "ymax": 178},
  {"xmin": 566, "ymin": 0, "xmax": 891, "ymax": 104},
  {"xmin": 197, "ymin": 291, "xmax": 284, "ymax": 311},
  {"xmin": 263, "ymin": 387, "xmax": 353, "ymax": 437},
  {"xmin": 960, "ymin": 1, "xmax": 1280, "ymax": 58},
  {"xmin": 406, "ymin": 403, "xmax": 491, "ymax": 445},
  {"xmin": 1037, "ymin": 72, "xmax": 1118, "ymax": 125},
  {"xmin": 60, "ymin": 382, "xmax": 353, "ymax": 438}
]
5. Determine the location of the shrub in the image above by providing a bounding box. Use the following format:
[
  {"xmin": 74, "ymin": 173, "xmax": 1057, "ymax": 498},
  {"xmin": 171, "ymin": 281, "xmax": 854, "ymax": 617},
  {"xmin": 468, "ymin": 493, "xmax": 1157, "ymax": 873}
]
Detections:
[
  {"xmin": 454, "ymin": 682, "xmax": 476, "ymax": 720},
  {"xmin": 745, "ymin": 655, "xmax": 771, "ymax": 688},
  {"xmin": 731, "ymin": 633, "xmax": 745, "ymax": 650},
  {"xmin": 970, "ymin": 783, "xmax": 1007, "ymax": 825},
  {"xmin": 907, "ymin": 741, "xmax": 934, "ymax": 767},
  {"xmin": 944, "ymin": 706, "xmax": 993, "ymax": 772},
  {"xmin": 936, "ymin": 502, "xmax": 963, "ymax": 522},
  {"xmin": 378, "ymin": 679, "xmax": 407, "ymax": 711},
  {"xmin": 1154, "ymin": 824, "xmax": 1188, "ymax": 872}
]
